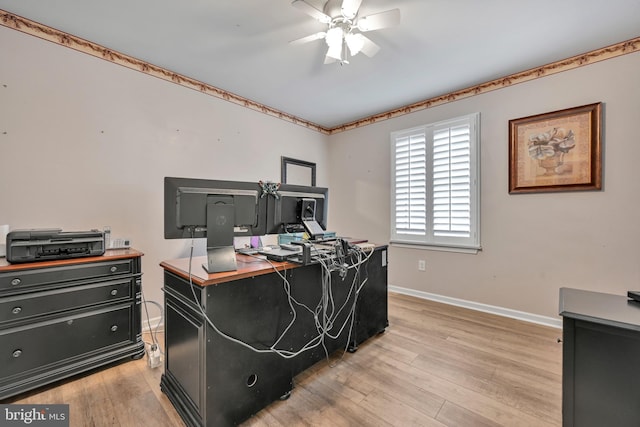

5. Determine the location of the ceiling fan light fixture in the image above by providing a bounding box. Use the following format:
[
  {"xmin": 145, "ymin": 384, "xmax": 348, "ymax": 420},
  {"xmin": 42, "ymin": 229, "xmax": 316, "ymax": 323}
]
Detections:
[
  {"xmin": 326, "ymin": 41, "xmax": 343, "ymax": 60},
  {"xmin": 325, "ymin": 27, "xmax": 344, "ymax": 47},
  {"xmin": 290, "ymin": 0, "xmax": 399, "ymax": 64},
  {"xmin": 345, "ymin": 32, "xmax": 364, "ymax": 56}
]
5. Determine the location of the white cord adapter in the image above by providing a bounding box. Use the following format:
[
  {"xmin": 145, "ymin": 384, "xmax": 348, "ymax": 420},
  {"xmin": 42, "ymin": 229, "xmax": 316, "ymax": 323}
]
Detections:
[{"xmin": 147, "ymin": 344, "xmax": 162, "ymax": 369}]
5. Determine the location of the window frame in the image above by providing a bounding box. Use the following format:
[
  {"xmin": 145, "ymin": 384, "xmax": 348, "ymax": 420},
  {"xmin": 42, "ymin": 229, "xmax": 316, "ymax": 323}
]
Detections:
[{"xmin": 390, "ymin": 112, "xmax": 481, "ymax": 252}]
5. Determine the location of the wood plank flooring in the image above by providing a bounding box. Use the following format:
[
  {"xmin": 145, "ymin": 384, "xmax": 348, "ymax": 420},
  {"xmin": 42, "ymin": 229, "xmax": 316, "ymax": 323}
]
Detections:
[{"xmin": 4, "ymin": 292, "xmax": 563, "ymax": 426}]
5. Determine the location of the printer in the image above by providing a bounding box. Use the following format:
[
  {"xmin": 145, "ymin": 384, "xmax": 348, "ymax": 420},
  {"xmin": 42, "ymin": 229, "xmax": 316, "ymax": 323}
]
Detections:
[{"xmin": 6, "ymin": 228, "xmax": 105, "ymax": 263}]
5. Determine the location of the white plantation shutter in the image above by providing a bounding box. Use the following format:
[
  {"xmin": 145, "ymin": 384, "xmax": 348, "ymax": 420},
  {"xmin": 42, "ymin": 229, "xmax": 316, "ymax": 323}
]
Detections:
[
  {"xmin": 432, "ymin": 123, "xmax": 471, "ymax": 237},
  {"xmin": 394, "ymin": 132, "xmax": 426, "ymax": 236},
  {"xmin": 391, "ymin": 113, "xmax": 480, "ymax": 250}
]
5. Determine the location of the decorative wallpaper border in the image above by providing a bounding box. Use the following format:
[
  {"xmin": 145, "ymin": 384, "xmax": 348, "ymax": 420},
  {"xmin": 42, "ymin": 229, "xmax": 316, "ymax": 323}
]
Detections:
[
  {"xmin": 334, "ymin": 37, "xmax": 639, "ymax": 133},
  {"xmin": 0, "ymin": 10, "xmax": 328, "ymax": 134},
  {"xmin": 2, "ymin": 10, "xmax": 638, "ymax": 135}
]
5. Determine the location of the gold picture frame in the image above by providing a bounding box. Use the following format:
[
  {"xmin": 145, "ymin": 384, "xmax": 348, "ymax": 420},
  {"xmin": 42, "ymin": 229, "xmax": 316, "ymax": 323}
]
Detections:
[{"xmin": 509, "ymin": 102, "xmax": 602, "ymax": 194}]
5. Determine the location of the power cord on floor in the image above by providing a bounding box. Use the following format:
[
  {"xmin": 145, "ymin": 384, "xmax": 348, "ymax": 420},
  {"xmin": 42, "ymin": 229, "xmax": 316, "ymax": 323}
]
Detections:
[{"xmin": 141, "ymin": 291, "xmax": 164, "ymax": 369}]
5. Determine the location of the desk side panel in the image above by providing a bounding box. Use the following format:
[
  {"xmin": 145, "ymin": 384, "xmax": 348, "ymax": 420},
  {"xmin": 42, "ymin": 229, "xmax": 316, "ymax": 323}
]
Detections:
[
  {"xmin": 562, "ymin": 317, "xmax": 576, "ymax": 427},
  {"xmin": 354, "ymin": 247, "xmax": 388, "ymax": 348},
  {"xmin": 163, "ymin": 268, "xmax": 293, "ymax": 427},
  {"xmin": 203, "ymin": 273, "xmax": 293, "ymax": 426},
  {"xmin": 163, "ymin": 294, "xmax": 205, "ymax": 420},
  {"xmin": 565, "ymin": 318, "xmax": 640, "ymax": 427}
]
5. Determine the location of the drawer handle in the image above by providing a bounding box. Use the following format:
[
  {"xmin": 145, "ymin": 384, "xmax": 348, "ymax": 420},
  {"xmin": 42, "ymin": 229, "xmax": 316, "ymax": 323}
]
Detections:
[
  {"xmin": 12, "ymin": 307, "xmax": 22, "ymax": 315},
  {"xmin": 110, "ymin": 266, "xmax": 118, "ymax": 273},
  {"xmin": 11, "ymin": 278, "xmax": 21, "ymax": 286},
  {"xmin": 12, "ymin": 349, "xmax": 22, "ymax": 358},
  {"xmin": 110, "ymin": 289, "xmax": 118, "ymax": 296},
  {"xmin": 110, "ymin": 325, "xmax": 118, "ymax": 332}
]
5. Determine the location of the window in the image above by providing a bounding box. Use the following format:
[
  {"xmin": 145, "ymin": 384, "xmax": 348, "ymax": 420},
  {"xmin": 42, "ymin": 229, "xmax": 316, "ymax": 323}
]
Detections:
[{"xmin": 391, "ymin": 113, "xmax": 480, "ymax": 251}]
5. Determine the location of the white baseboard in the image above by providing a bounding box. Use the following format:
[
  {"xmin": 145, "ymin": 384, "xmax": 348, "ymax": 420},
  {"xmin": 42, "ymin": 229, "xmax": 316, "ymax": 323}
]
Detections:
[
  {"xmin": 140, "ymin": 289, "xmax": 562, "ymax": 333},
  {"xmin": 388, "ymin": 285, "xmax": 562, "ymax": 329},
  {"xmin": 141, "ymin": 315, "xmax": 164, "ymax": 334}
]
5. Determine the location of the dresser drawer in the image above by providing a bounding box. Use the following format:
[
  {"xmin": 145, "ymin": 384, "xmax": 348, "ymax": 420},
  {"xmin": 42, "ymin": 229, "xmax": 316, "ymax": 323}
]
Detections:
[
  {"xmin": 0, "ymin": 259, "xmax": 134, "ymax": 291},
  {"xmin": 0, "ymin": 278, "xmax": 133, "ymax": 325},
  {"xmin": 0, "ymin": 304, "xmax": 133, "ymax": 379}
]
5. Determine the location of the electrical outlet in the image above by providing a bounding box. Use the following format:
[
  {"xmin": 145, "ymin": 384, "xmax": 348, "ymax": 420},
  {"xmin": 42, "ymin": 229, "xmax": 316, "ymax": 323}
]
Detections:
[{"xmin": 418, "ymin": 260, "xmax": 426, "ymax": 271}]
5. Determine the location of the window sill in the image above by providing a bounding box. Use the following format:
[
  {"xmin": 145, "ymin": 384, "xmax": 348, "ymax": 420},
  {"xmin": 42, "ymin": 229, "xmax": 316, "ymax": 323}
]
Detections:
[{"xmin": 390, "ymin": 241, "xmax": 481, "ymax": 254}]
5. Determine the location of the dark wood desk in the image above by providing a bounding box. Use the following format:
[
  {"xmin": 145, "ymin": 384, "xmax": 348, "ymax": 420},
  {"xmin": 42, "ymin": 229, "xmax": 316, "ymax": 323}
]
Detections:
[
  {"xmin": 160, "ymin": 246, "xmax": 388, "ymax": 426},
  {"xmin": 559, "ymin": 287, "xmax": 640, "ymax": 427}
]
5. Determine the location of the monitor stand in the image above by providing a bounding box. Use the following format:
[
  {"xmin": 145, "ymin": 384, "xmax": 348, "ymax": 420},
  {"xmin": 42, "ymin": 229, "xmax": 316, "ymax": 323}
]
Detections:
[
  {"xmin": 203, "ymin": 246, "xmax": 237, "ymax": 273},
  {"xmin": 202, "ymin": 202, "xmax": 237, "ymax": 273}
]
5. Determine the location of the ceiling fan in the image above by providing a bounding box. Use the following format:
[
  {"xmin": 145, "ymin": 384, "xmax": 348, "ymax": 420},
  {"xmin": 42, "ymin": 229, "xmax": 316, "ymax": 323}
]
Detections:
[{"xmin": 290, "ymin": 0, "xmax": 400, "ymax": 65}]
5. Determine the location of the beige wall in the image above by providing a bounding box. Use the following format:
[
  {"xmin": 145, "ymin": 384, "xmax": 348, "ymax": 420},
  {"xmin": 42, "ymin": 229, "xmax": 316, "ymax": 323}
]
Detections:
[
  {"xmin": 328, "ymin": 51, "xmax": 640, "ymax": 322},
  {"xmin": 2, "ymin": 24, "xmax": 639, "ymax": 324},
  {"xmin": 0, "ymin": 27, "xmax": 329, "ymax": 306}
]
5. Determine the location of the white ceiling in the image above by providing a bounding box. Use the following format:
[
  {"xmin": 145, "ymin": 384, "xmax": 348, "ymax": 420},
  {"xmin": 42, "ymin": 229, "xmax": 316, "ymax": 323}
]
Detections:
[{"xmin": 1, "ymin": 0, "xmax": 639, "ymax": 129}]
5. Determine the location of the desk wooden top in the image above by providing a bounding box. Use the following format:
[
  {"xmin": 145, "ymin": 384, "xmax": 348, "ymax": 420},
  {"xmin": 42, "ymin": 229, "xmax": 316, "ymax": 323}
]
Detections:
[
  {"xmin": 0, "ymin": 248, "xmax": 144, "ymax": 272},
  {"xmin": 160, "ymin": 254, "xmax": 299, "ymax": 287},
  {"xmin": 559, "ymin": 287, "xmax": 640, "ymax": 332}
]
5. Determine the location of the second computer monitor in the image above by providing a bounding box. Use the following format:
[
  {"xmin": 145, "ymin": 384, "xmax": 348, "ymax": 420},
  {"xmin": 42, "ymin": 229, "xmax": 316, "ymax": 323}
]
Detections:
[{"xmin": 266, "ymin": 184, "xmax": 328, "ymax": 236}]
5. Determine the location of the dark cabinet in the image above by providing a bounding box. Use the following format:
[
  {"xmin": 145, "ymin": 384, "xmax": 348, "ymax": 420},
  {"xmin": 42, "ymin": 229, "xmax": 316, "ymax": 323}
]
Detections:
[{"xmin": 0, "ymin": 250, "xmax": 145, "ymax": 399}]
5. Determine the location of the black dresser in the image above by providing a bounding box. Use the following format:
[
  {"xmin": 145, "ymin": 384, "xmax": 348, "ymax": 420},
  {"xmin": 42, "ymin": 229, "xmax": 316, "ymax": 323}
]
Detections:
[{"xmin": 0, "ymin": 249, "xmax": 146, "ymax": 399}]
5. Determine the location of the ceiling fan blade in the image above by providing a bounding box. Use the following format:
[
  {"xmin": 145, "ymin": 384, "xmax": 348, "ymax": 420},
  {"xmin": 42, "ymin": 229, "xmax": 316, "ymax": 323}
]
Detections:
[
  {"xmin": 358, "ymin": 35, "xmax": 380, "ymax": 57},
  {"xmin": 341, "ymin": 0, "xmax": 363, "ymax": 19},
  {"xmin": 292, "ymin": 0, "xmax": 332, "ymax": 24},
  {"xmin": 357, "ymin": 8, "xmax": 400, "ymax": 32},
  {"xmin": 290, "ymin": 32, "xmax": 327, "ymax": 45}
]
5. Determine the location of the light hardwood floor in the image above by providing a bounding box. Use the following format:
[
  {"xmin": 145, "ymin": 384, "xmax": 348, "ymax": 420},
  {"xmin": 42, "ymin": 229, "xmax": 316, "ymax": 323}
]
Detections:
[{"xmin": 5, "ymin": 292, "xmax": 563, "ymax": 426}]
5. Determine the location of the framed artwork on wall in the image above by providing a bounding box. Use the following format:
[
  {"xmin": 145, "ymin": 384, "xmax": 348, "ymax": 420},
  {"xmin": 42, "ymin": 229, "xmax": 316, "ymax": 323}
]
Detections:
[
  {"xmin": 508, "ymin": 102, "xmax": 602, "ymax": 194},
  {"xmin": 281, "ymin": 156, "xmax": 316, "ymax": 186}
]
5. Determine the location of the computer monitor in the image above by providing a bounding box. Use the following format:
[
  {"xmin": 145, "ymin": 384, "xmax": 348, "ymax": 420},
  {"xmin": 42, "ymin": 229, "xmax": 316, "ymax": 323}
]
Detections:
[
  {"xmin": 266, "ymin": 183, "xmax": 328, "ymax": 239},
  {"xmin": 164, "ymin": 177, "xmax": 268, "ymax": 272}
]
